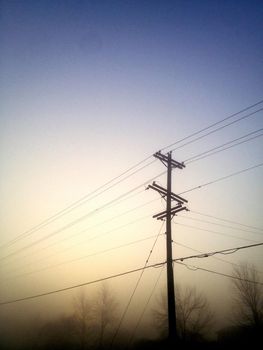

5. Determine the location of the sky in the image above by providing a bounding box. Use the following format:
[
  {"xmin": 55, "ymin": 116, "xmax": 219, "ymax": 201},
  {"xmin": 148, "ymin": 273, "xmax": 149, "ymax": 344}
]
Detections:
[{"xmin": 0, "ymin": 0, "xmax": 263, "ymax": 342}]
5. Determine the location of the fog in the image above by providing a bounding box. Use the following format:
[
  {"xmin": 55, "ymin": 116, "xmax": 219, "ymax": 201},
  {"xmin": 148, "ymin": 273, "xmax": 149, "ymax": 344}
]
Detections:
[
  {"xmin": 1, "ymin": 0, "xmax": 263, "ymax": 349},
  {"xmin": 1, "ymin": 261, "xmax": 262, "ymax": 349}
]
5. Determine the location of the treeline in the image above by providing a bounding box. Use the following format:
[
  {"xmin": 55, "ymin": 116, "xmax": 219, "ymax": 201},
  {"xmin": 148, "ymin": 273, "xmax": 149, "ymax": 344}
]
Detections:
[{"xmin": 0, "ymin": 264, "xmax": 262, "ymax": 349}]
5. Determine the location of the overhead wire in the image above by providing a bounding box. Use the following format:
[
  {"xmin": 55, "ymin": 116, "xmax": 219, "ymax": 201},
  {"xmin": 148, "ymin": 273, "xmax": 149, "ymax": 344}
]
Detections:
[
  {"xmin": 128, "ymin": 265, "xmax": 165, "ymax": 345},
  {"xmin": 190, "ymin": 210, "xmax": 263, "ymax": 232},
  {"xmin": 0, "ymin": 170, "xmax": 166, "ymax": 262},
  {"xmin": 3, "ymin": 158, "xmax": 262, "ymax": 267},
  {"xmin": 176, "ymin": 261, "xmax": 263, "ymax": 286},
  {"xmin": 110, "ymin": 221, "xmax": 164, "ymax": 347},
  {"xmin": 173, "ymin": 242, "xmax": 263, "ymax": 262},
  {"xmin": 0, "ymin": 157, "xmax": 156, "ymax": 250},
  {"xmin": 1, "ymin": 213, "xmax": 153, "ymax": 273},
  {"xmin": 1, "ymin": 100, "xmax": 262, "ymax": 305},
  {"xmin": 169, "ymin": 107, "xmax": 263, "ymax": 153},
  {"xmin": 180, "ymin": 162, "xmax": 263, "ymax": 195},
  {"xmin": 3, "ymin": 100, "xmax": 263, "ymax": 250},
  {"xmin": 129, "ymin": 240, "xmax": 263, "ymax": 346},
  {"xmin": 0, "ymin": 193, "xmax": 162, "ymax": 270},
  {"xmin": 4, "ymin": 211, "xmax": 260, "ymax": 279},
  {"xmin": 2, "ymin": 234, "xmax": 164, "ymax": 282},
  {"xmin": 6, "ymin": 158, "xmax": 261, "ymax": 276},
  {"xmin": 162, "ymin": 101, "xmax": 263, "ymax": 152},
  {"xmin": 176, "ymin": 215, "xmax": 263, "ymax": 236},
  {"xmin": 0, "ymin": 261, "xmax": 166, "ymax": 306},
  {"xmin": 184, "ymin": 128, "xmax": 263, "ymax": 164},
  {"xmin": 172, "ymin": 239, "xmax": 263, "ymax": 274},
  {"xmin": 173, "ymin": 222, "xmax": 259, "ymax": 243},
  {"xmin": 2, "ymin": 156, "xmax": 262, "ymax": 274},
  {"xmin": 1, "ymin": 241, "xmax": 262, "ymax": 306}
]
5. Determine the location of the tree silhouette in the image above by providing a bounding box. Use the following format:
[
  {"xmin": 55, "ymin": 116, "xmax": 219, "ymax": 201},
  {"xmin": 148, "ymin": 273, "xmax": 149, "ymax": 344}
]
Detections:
[
  {"xmin": 93, "ymin": 283, "xmax": 119, "ymax": 347},
  {"xmin": 231, "ymin": 263, "xmax": 263, "ymax": 328},
  {"xmin": 72, "ymin": 284, "xmax": 119, "ymax": 349},
  {"xmin": 73, "ymin": 290, "xmax": 93, "ymax": 349},
  {"xmin": 152, "ymin": 285, "xmax": 213, "ymax": 341}
]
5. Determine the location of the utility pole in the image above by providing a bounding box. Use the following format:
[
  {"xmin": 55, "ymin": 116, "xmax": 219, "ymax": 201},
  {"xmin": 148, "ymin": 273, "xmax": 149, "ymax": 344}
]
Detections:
[{"xmin": 148, "ymin": 151, "xmax": 188, "ymax": 345}]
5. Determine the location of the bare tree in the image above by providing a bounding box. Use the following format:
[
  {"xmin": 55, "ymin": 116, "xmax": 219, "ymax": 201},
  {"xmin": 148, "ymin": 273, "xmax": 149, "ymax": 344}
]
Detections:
[
  {"xmin": 152, "ymin": 285, "xmax": 213, "ymax": 341},
  {"xmin": 152, "ymin": 291, "xmax": 167, "ymax": 340},
  {"xmin": 177, "ymin": 286, "xmax": 213, "ymax": 339},
  {"xmin": 93, "ymin": 283, "xmax": 119, "ymax": 347},
  {"xmin": 231, "ymin": 263, "xmax": 263, "ymax": 328},
  {"xmin": 73, "ymin": 290, "xmax": 93, "ymax": 349},
  {"xmin": 72, "ymin": 284, "xmax": 119, "ymax": 349}
]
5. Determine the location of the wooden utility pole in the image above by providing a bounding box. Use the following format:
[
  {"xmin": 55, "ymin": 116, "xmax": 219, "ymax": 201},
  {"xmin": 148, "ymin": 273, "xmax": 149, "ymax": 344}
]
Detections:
[
  {"xmin": 166, "ymin": 152, "xmax": 176, "ymax": 343},
  {"xmin": 148, "ymin": 151, "xmax": 188, "ymax": 345}
]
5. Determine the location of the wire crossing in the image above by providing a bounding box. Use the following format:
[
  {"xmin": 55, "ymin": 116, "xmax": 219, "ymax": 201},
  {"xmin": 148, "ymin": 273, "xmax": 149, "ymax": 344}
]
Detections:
[
  {"xmin": 0, "ymin": 242, "xmax": 262, "ymax": 306},
  {"xmin": 110, "ymin": 222, "xmax": 164, "ymax": 347},
  {"xmin": 2, "ymin": 100, "xmax": 262, "ymax": 250},
  {"xmin": 1, "ymin": 160, "xmax": 262, "ymax": 267},
  {"xmin": 177, "ymin": 262, "xmax": 263, "ymax": 286},
  {"xmin": 173, "ymin": 242, "xmax": 263, "ymax": 262}
]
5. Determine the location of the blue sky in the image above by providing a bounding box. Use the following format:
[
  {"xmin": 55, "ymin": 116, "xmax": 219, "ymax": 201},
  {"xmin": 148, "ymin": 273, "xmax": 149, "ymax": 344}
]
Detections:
[
  {"xmin": 1, "ymin": 0, "xmax": 262, "ymax": 178},
  {"xmin": 0, "ymin": 0, "xmax": 263, "ymax": 335}
]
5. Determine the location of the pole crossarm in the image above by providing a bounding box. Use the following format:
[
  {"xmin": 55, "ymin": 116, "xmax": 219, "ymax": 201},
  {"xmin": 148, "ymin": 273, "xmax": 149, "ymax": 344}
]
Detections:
[
  {"xmin": 148, "ymin": 151, "xmax": 189, "ymax": 344},
  {"xmin": 147, "ymin": 182, "xmax": 188, "ymax": 204},
  {"xmin": 154, "ymin": 151, "xmax": 185, "ymax": 169},
  {"xmin": 153, "ymin": 205, "xmax": 188, "ymax": 220}
]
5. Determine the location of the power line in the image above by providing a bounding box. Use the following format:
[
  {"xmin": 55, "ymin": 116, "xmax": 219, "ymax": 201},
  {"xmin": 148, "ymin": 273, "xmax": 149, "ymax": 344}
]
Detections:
[
  {"xmin": 162, "ymin": 100, "xmax": 263, "ymax": 152},
  {"xmin": 0, "ymin": 171, "xmax": 166, "ymax": 262},
  {"xmin": 3, "ymin": 100, "xmax": 262, "ymax": 249},
  {"xmin": 128, "ymin": 265, "xmax": 165, "ymax": 345},
  {"xmin": 180, "ymin": 162, "xmax": 263, "ymax": 195},
  {"xmin": 190, "ymin": 210, "xmax": 263, "ymax": 232},
  {"xmin": 3, "ymin": 160, "xmax": 262, "ymax": 266},
  {"xmin": 173, "ymin": 242, "xmax": 263, "ymax": 262},
  {"xmin": 111, "ymin": 222, "xmax": 164, "ymax": 347},
  {"xmin": 172, "ymin": 240, "xmax": 203, "ymax": 254},
  {"xmin": 0, "ymin": 262, "xmax": 166, "ymax": 306},
  {"xmin": 4, "ymin": 159, "xmax": 262, "ymax": 269},
  {"xmin": 176, "ymin": 215, "xmax": 263, "ymax": 236},
  {"xmin": 131, "ymin": 243, "xmax": 263, "ymax": 345},
  {"xmin": 1, "ymin": 241, "xmax": 262, "ymax": 306},
  {"xmin": 173, "ymin": 222, "xmax": 259, "ymax": 243},
  {"xmin": 1, "ymin": 213, "xmax": 153, "ymax": 273},
  {"xmin": 173, "ymin": 239, "xmax": 263, "ymax": 274},
  {"xmin": 1, "ymin": 194, "xmax": 161, "ymax": 270},
  {"xmin": 0, "ymin": 158, "xmax": 156, "ymax": 250},
  {"xmin": 129, "ymin": 241, "xmax": 263, "ymax": 346},
  {"xmin": 176, "ymin": 262, "xmax": 263, "ymax": 286},
  {"xmin": 172, "ymin": 239, "xmax": 235, "ymax": 269},
  {"xmin": 184, "ymin": 129, "xmax": 263, "ymax": 164},
  {"xmin": 170, "ymin": 108, "xmax": 263, "ymax": 153},
  {"xmin": 2, "ymin": 234, "xmax": 163, "ymax": 282}
]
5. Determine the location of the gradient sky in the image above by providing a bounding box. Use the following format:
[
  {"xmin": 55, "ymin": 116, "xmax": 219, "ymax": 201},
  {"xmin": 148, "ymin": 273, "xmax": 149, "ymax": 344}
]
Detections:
[{"xmin": 0, "ymin": 0, "xmax": 263, "ymax": 339}]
